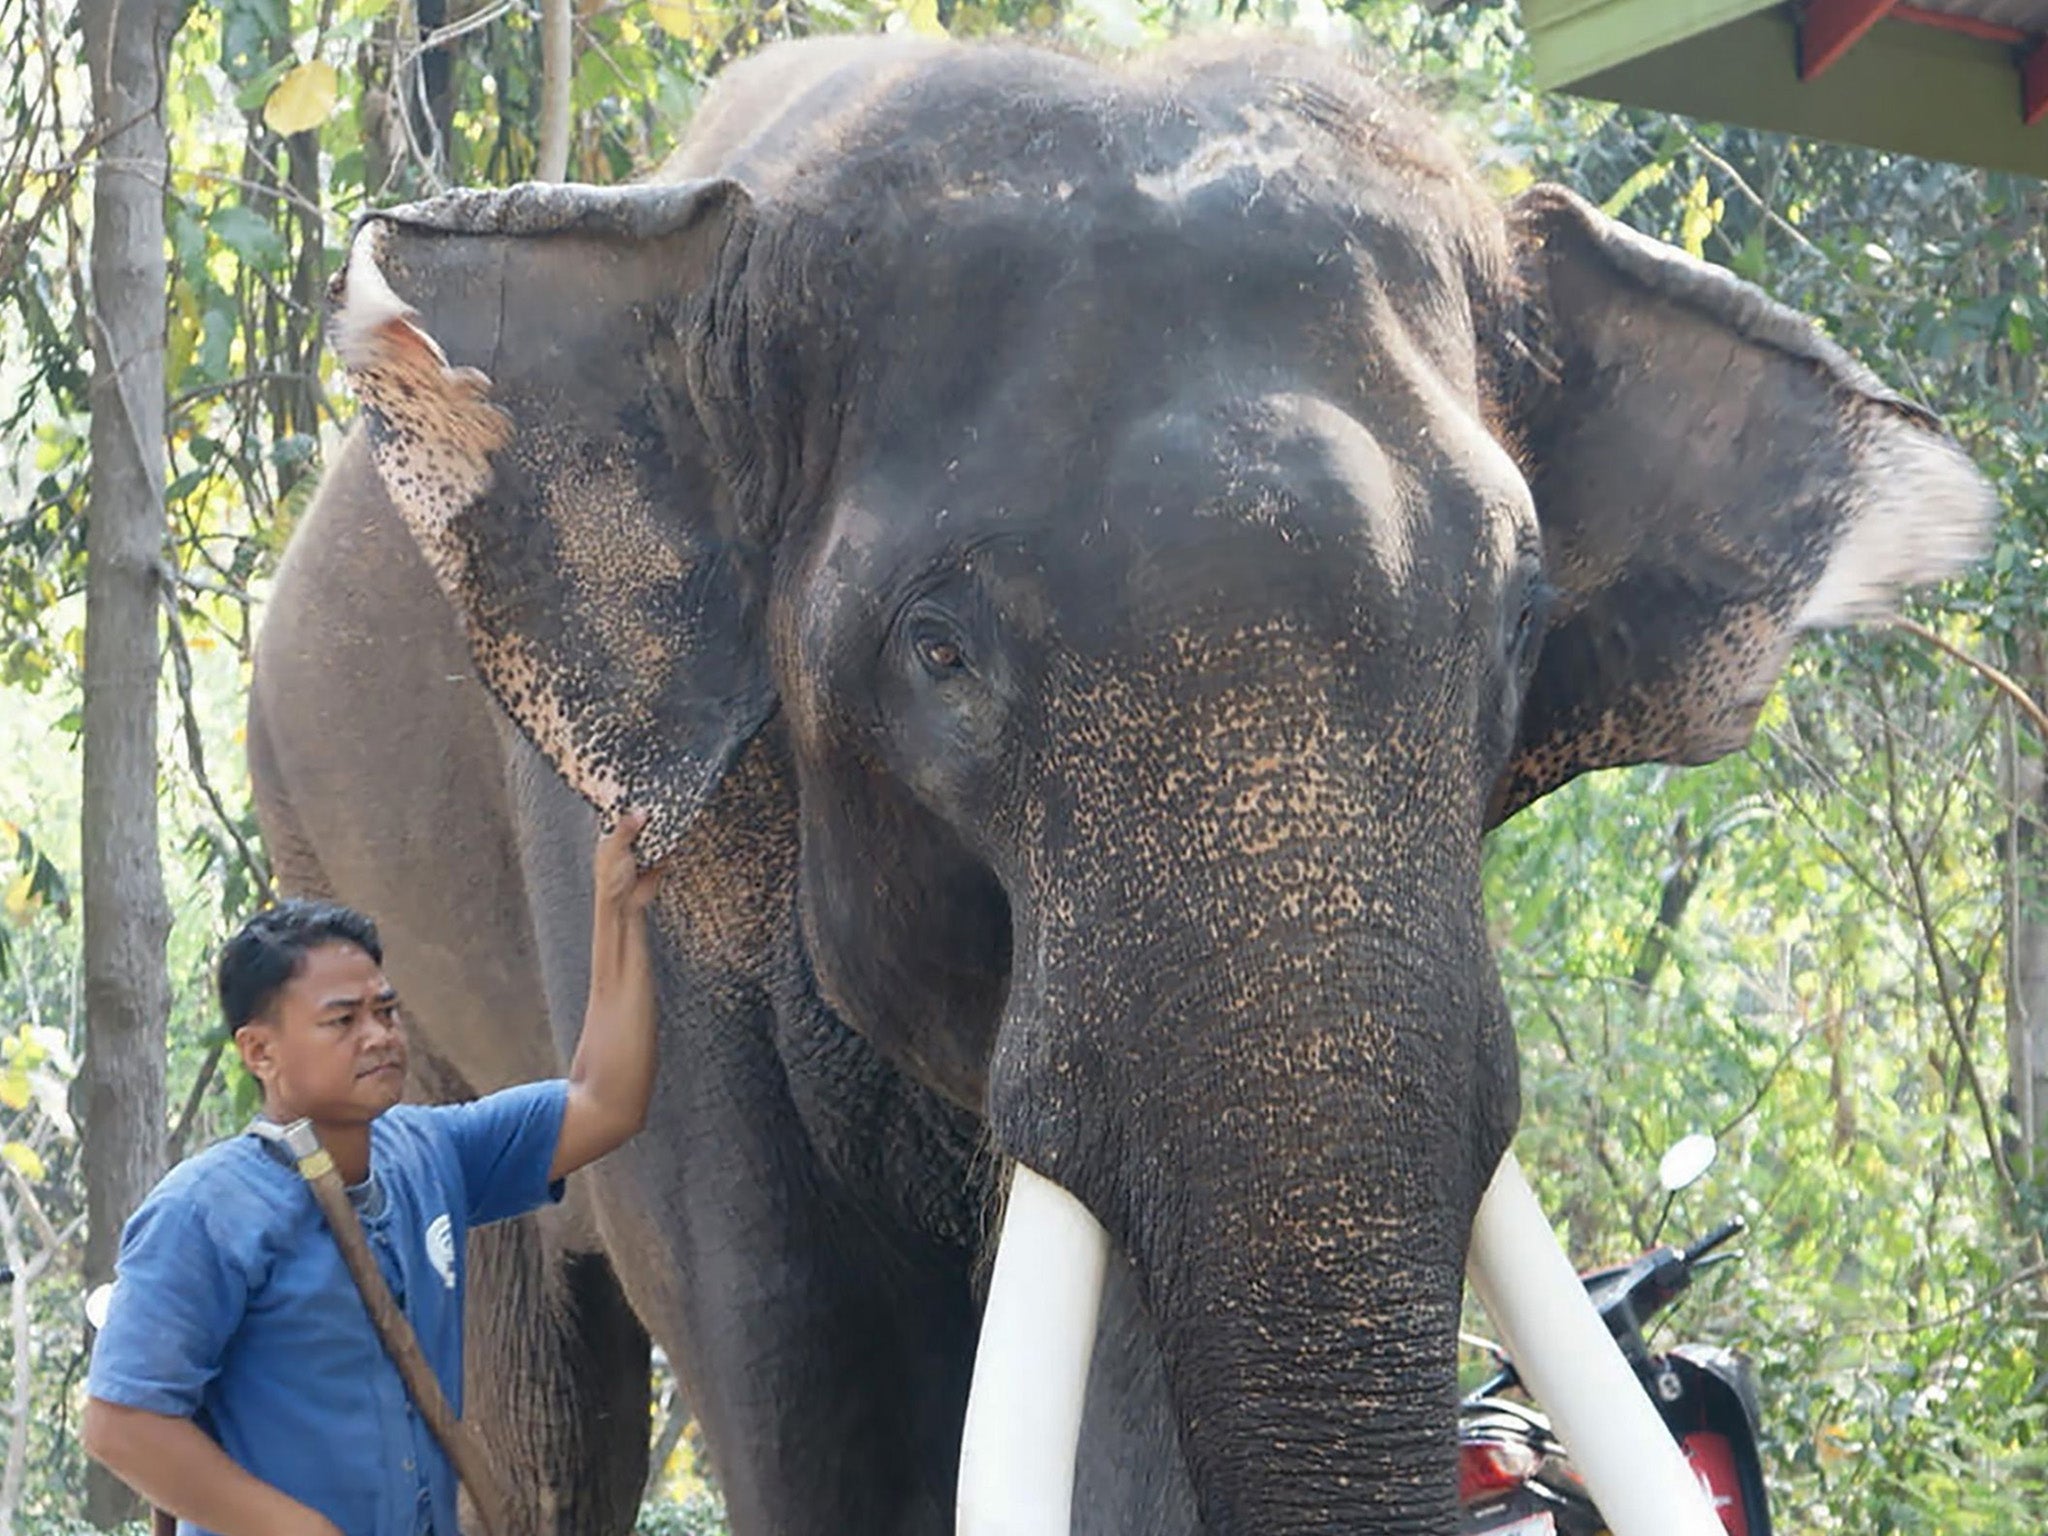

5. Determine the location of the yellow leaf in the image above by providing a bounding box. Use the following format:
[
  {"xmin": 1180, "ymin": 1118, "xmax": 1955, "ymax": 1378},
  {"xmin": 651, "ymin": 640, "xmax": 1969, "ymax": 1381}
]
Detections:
[
  {"xmin": 263, "ymin": 60, "xmax": 339, "ymax": 137},
  {"xmin": 0, "ymin": 1072, "xmax": 28, "ymax": 1112},
  {"xmin": 1814, "ymin": 1422, "xmax": 1859, "ymax": 1468},
  {"xmin": 169, "ymin": 283, "xmax": 201, "ymax": 377},
  {"xmin": 1678, "ymin": 175, "xmax": 1715, "ymax": 259},
  {"xmin": 188, "ymin": 631, "xmax": 217, "ymax": 653},
  {"xmin": 904, "ymin": 0, "xmax": 945, "ymax": 34},
  {"xmin": 1, "ymin": 1142, "xmax": 45, "ymax": 1183},
  {"xmin": 647, "ymin": 0, "xmax": 720, "ymax": 47},
  {"xmin": 1491, "ymin": 162, "xmax": 1536, "ymax": 199}
]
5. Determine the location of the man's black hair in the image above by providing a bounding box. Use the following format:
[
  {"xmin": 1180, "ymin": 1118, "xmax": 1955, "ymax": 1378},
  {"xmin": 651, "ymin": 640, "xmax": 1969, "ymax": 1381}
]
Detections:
[{"xmin": 217, "ymin": 899, "xmax": 384, "ymax": 1035}]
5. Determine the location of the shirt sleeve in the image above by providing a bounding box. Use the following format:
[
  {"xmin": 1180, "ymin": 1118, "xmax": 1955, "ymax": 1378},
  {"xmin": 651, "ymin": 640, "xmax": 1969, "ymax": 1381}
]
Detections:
[
  {"xmin": 86, "ymin": 1193, "xmax": 249, "ymax": 1418},
  {"xmin": 433, "ymin": 1079, "xmax": 571, "ymax": 1227}
]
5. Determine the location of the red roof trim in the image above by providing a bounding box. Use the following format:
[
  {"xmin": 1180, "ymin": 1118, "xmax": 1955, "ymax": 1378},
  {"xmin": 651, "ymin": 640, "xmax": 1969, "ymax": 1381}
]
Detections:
[
  {"xmin": 1798, "ymin": 2, "xmax": 2048, "ymax": 129},
  {"xmin": 1801, "ymin": 0, "xmax": 1898, "ymax": 80},
  {"xmin": 2024, "ymin": 40, "xmax": 2048, "ymax": 125},
  {"xmin": 1894, "ymin": 4, "xmax": 2028, "ymax": 47}
]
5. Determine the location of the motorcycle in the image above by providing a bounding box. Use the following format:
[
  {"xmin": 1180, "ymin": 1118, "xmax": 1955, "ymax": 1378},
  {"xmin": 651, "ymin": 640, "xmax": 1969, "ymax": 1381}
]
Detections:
[{"xmin": 1458, "ymin": 1136, "xmax": 1772, "ymax": 1536}]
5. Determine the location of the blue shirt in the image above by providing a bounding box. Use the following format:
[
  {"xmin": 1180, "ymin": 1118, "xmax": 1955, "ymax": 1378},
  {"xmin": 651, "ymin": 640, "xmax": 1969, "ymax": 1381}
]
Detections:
[{"xmin": 87, "ymin": 1081, "xmax": 570, "ymax": 1536}]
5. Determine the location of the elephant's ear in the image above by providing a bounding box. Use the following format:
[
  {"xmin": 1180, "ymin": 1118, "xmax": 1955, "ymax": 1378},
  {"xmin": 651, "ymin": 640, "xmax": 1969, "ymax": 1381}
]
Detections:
[
  {"xmin": 327, "ymin": 180, "xmax": 768, "ymax": 863},
  {"xmin": 1486, "ymin": 183, "xmax": 1996, "ymax": 825}
]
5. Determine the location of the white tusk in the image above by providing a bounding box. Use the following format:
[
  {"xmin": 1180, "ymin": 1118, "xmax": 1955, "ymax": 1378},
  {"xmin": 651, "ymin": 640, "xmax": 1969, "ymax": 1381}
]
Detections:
[
  {"xmin": 957, "ymin": 1162, "xmax": 1111, "ymax": 1536},
  {"xmin": 1467, "ymin": 1150, "xmax": 1725, "ymax": 1536}
]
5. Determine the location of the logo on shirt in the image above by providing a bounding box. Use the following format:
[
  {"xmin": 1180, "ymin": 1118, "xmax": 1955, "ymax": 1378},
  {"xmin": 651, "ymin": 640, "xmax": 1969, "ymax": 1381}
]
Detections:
[{"xmin": 424, "ymin": 1213, "xmax": 456, "ymax": 1290}]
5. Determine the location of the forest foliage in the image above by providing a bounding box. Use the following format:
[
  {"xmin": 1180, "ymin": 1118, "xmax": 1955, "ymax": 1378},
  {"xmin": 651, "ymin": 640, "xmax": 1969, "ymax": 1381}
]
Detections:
[{"xmin": 0, "ymin": 0, "xmax": 2043, "ymax": 1530}]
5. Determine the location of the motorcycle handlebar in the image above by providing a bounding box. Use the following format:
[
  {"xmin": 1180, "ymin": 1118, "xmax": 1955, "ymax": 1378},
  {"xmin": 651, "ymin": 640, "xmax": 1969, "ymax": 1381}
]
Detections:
[
  {"xmin": 1682, "ymin": 1217, "xmax": 1746, "ymax": 1267},
  {"xmin": 1463, "ymin": 1214, "xmax": 1748, "ymax": 1402}
]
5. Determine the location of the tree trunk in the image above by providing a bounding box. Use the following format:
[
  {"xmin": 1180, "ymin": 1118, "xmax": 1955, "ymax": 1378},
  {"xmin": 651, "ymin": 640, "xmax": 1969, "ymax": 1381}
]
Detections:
[
  {"xmin": 0, "ymin": 1185, "xmax": 30, "ymax": 1532},
  {"xmin": 537, "ymin": 0, "xmax": 574, "ymax": 181},
  {"xmin": 77, "ymin": 0, "xmax": 185, "ymax": 1522},
  {"xmin": 2004, "ymin": 634, "xmax": 2048, "ymax": 1200}
]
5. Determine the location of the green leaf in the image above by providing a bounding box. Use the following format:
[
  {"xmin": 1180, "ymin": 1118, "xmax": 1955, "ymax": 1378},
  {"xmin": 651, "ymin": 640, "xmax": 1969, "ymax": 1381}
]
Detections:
[
  {"xmin": 1731, "ymin": 225, "xmax": 1769, "ymax": 283},
  {"xmin": 270, "ymin": 433, "xmax": 316, "ymax": 467},
  {"xmin": 209, "ymin": 205, "xmax": 287, "ymax": 271},
  {"xmin": 572, "ymin": 47, "xmax": 637, "ymax": 115},
  {"xmin": 231, "ymin": 57, "xmax": 295, "ymax": 112},
  {"xmin": 199, "ymin": 303, "xmax": 237, "ymax": 380},
  {"xmin": 220, "ymin": 0, "xmax": 292, "ymax": 84},
  {"xmin": 2005, "ymin": 302, "xmax": 2034, "ymax": 357}
]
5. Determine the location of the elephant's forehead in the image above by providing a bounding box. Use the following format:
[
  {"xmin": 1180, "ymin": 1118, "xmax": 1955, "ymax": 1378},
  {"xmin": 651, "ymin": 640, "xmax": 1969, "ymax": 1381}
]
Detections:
[
  {"xmin": 905, "ymin": 102, "xmax": 1319, "ymax": 213},
  {"xmin": 766, "ymin": 63, "xmax": 1488, "ymax": 391},
  {"xmin": 797, "ymin": 388, "xmax": 1522, "ymax": 687},
  {"xmin": 1100, "ymin": 391, "xmax": 1420, "ymax": 595},
  {"xmin": 774, "ymin": 154, "xmax": 1503, "ymax": 566}
]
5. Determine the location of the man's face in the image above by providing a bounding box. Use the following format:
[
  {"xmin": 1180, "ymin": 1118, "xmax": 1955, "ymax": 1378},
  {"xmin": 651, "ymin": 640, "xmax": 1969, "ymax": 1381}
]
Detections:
[{"xmin": 234, "ymin": 941, "xmax": 409, "ymax": 1127}]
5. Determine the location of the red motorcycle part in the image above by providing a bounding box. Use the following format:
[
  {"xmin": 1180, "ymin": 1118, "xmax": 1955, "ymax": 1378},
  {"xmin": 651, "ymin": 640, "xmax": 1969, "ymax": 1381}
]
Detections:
[
  {"xmin": 1681, "ymin": 1431, "xmax": 1750, "ymax": 1536},
  {"xmin": 1459, "ymin": 1438, "xmax": 1543, "ymax": 1502}
]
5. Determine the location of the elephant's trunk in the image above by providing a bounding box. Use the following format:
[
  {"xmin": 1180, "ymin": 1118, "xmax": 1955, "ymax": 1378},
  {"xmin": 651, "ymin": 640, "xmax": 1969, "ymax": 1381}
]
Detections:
[
  {"xmin": 978, "ymin": 641, "xmax": 1520, "ymax": 1530},
  {"xmin": 988, "ymin": 909, "xmax": 1518, "ymax": 1535},
  {"xmin": 1136, "ymin": 996, "xmax": 1479, "ymax": 1534}
]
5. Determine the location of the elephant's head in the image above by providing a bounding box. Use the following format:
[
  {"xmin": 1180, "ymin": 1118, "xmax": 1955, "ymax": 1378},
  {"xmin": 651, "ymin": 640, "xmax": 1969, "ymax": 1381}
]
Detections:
[{"xmin": 328, "ymin": 39, "xmax": 1990, "ymax": 1535}]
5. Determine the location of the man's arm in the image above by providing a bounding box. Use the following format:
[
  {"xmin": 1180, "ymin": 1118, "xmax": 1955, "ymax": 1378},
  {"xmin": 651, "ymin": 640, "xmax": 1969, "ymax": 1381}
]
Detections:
[
  {"xmin": 550, "ymin": 810, "xmax": 666, "ymax": 1181},
  {"xmin": 82, "ymin": 1400, "xmax": 340, "ymax": 1536}
]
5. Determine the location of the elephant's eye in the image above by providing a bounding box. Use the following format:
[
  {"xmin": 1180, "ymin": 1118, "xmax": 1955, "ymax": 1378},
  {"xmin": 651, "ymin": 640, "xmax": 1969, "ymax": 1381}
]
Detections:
[
  {"xmin": 920, "ymin": 637, "xmax": 965, "ymax": 673},
  {"xmin": 907, "ymin": 617, "xmax": 970, "ymax": 678}
]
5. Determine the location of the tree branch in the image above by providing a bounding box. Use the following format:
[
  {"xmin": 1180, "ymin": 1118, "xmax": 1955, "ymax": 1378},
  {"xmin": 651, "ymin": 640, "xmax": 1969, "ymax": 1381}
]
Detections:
[
  {"xmin": 1713, "ymin": 1020, "xmax": 1821, "ymax": 1144},
  {"xmin": 1869, "ymin": 673, "xmax": 2023, "ymax": 1209},
  {"xmin": 3, "ymin": 1162, "xmax": 62, "ymax": 1261},
  {"xmin": 159, "ymin": 574, "xmax": 273, "ymax": 909},
  {"xmin": 1858, "ymin": 1261, "xmax": 2048, "ymax": 1337},
  {"xmin": 165, "ymin": 1039, "xmax": 228, "ymax": 1165},
  {"xmin": 1891, "ymin": 615, "xmax": 2048, "ymax": 745},
  {"xmin": 1628, "ymin": 813, "xmax": 1723, "ymax": 991}
]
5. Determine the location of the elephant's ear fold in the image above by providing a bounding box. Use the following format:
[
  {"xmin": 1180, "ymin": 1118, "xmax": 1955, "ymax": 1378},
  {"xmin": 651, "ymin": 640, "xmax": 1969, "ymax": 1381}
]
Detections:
[
  {"xmin": 328, "ymin": 180, "xmax": 767, "ymax": 863},
  {"xmin": 1487, "ymin": 183, "xmax": 1996, "ymax": 825}
]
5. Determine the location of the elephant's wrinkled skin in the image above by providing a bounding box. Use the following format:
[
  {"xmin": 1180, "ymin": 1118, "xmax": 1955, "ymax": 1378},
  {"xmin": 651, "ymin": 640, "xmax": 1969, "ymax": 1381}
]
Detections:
[{"xmin": 248, "ymin": 34, "xmax": 1992, "ymax": 1536}]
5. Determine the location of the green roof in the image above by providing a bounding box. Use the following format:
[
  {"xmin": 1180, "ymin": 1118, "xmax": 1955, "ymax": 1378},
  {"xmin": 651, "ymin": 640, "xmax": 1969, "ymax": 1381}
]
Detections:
[{"xmin": 1518, "ymin": 1, "xmax": 2048, "ymax": 176}]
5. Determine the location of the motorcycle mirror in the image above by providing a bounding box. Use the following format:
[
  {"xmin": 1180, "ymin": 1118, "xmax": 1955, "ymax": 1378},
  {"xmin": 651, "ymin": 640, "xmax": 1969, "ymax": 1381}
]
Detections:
[
  {"xmin": 84, "ymin": 1281, "xmax": 114, "ymax": 1331},
  {"xmin": 1657, "ymin": 1133, "xmax": 1718, "ymax": 1194}
]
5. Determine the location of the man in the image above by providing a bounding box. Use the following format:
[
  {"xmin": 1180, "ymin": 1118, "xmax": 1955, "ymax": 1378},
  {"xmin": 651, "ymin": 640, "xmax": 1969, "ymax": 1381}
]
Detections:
[{"xmin": 82, "ymin": 813, "xmax": 664, "ymax": 1536}]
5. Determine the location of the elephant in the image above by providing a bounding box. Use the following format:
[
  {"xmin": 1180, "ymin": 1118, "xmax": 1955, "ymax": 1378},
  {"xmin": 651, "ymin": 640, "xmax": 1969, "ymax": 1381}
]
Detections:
[{"xmin": 247, "ymin": 31, "xmax": 1995, "ymax": 1536}]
